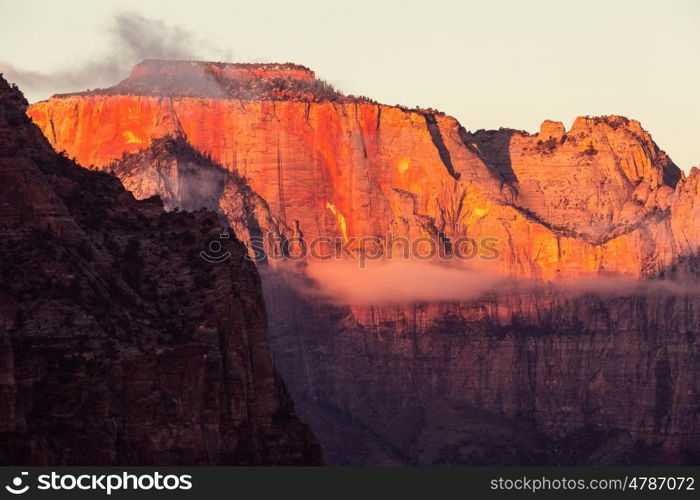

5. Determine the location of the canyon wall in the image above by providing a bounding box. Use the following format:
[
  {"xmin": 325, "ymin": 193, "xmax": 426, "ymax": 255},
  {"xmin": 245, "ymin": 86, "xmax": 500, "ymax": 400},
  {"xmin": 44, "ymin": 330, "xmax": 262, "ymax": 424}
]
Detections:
[
  {"xmin": 28, "ymin": 61, "xmax": 700, "ymax": 279},
  {"xmin": 262, "ymin": 275, "xmax": 700, "ymax": 465},
  {"xmin": 0, "ymin": 76, "xmax": 321, "ymax": 465},
  {"xmin": 23, "ymin": 61, "xmax": 700, "ymax": 464}
]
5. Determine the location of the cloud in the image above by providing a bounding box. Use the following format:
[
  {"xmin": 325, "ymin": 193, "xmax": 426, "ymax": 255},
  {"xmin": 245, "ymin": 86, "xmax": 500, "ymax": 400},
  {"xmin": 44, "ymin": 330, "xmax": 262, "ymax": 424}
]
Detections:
[
  {"xmin": 261, "ymin": 260, "xmax": 700, "ymax": 306},
  {"xmin": 557, "ymin": 275, "xmax": 700, "ymax": 297},
  {"xmin": 269, "ymin": 260, "xmax": 508, "ymax": 305},
  {"xmin": 0, "ymin": 12, "xmax": 231, "ymax": 100}
]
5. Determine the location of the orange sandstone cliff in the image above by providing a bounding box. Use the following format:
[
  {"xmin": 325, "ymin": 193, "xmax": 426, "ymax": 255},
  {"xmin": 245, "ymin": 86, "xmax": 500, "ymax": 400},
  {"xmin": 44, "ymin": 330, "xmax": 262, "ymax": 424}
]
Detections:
[
  {"xmin": 27, "ymin": 60, "xmax": 699, "ymax": 279},
  {"xmin": 21, "ymin": 61, "xmax": 700, "ymax": 465}
]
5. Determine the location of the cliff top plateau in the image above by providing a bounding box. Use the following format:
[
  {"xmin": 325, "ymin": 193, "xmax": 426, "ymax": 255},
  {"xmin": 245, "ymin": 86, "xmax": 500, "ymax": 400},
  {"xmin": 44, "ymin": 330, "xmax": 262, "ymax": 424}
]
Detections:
[{"xmin": 52, "ymin": 59, "xmax": 374, "ymax": 103}]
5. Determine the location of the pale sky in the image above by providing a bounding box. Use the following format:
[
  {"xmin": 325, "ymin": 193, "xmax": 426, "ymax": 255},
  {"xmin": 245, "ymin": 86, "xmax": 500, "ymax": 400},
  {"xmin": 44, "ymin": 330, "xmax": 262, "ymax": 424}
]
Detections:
[{"xmin": 1, "ymin": 0, "xmax": 697, "ymax": 171}]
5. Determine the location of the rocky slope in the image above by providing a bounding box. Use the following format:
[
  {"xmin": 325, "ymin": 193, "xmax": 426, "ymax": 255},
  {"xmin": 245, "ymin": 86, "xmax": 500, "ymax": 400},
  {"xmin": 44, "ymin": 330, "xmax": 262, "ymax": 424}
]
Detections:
[
  {"xmin": 263, "ymin": 274, "xmax": 699, "ymax": 465},
  {"xmin": 23, "ymin": 61, "xmax": 700, "ymax": 465},
  {"xmin": 0, "ymin": 76, "xmax": 321, "ymax": 465}
]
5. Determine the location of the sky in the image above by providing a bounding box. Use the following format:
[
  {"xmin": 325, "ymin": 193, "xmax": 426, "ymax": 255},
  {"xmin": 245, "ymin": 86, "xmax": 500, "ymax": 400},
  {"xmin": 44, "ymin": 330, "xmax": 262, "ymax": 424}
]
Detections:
[{"xmin": 0, "ymin": 0, "xmax": 697, "ymax": 171}]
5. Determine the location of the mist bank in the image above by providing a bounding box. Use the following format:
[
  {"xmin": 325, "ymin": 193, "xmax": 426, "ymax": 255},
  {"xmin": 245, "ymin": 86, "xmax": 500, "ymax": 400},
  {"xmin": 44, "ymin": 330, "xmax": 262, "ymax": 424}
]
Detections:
[{"xmin": 259, "ymin": 259, "xmax": 700, "ymax": 306}]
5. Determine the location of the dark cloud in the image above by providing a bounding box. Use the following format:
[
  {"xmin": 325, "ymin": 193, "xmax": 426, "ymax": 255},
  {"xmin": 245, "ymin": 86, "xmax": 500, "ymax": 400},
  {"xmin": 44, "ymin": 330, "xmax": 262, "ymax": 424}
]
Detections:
[{"xmin": 0, "ymin": 12, "xmax": 230, "ymax": 100}]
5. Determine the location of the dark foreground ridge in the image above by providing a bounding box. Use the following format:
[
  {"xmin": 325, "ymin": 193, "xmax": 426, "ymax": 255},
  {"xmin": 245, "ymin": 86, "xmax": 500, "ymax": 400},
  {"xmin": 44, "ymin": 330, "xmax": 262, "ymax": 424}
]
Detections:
[{"xmin": 0, "ymin": 76, "xmax": 321, "ymax": 465}]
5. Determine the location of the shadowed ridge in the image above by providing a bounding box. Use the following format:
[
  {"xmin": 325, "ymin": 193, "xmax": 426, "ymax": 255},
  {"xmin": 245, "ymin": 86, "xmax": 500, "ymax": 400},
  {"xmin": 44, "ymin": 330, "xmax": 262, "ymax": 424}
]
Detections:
[{"xmin": 0, "ymin": 75, "xmax": 322, "ymax": 465}]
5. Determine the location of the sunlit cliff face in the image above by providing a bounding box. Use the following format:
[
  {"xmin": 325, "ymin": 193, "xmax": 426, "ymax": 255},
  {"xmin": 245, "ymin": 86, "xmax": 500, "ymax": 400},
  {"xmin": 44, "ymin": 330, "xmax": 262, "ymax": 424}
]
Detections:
[
  {"xmin": 19, "ymin": 60, "xmax": 700, "ymax": 466},
  {"xmin": 26, "ymin": 60, "xmax": 700, "ymax": 282}
]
